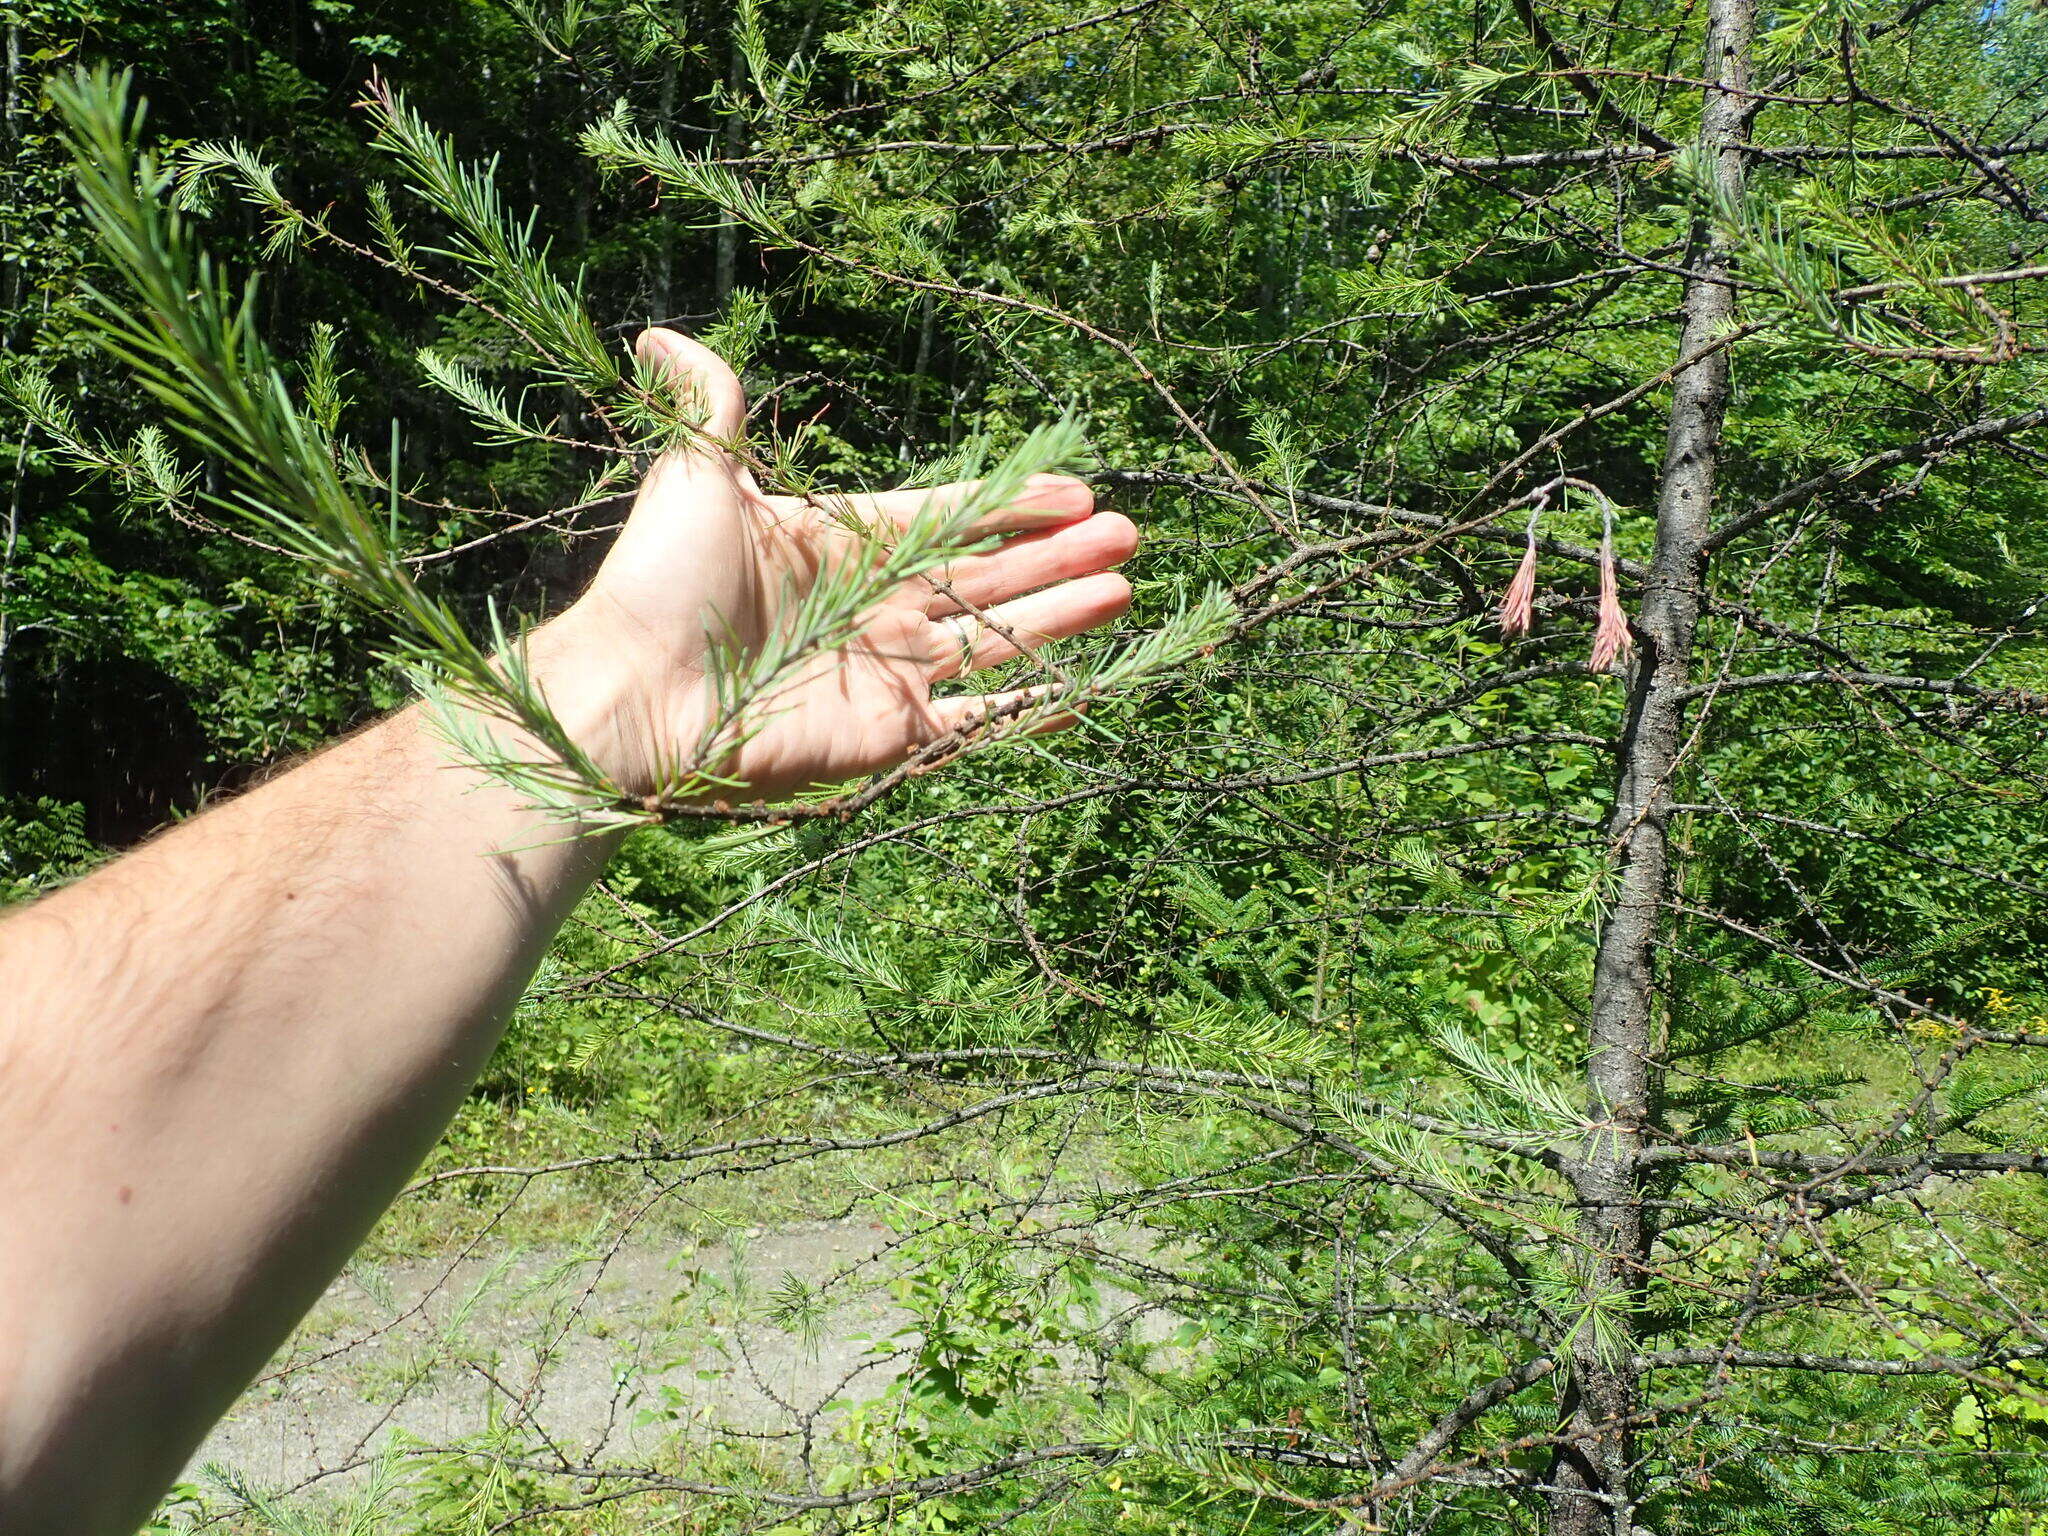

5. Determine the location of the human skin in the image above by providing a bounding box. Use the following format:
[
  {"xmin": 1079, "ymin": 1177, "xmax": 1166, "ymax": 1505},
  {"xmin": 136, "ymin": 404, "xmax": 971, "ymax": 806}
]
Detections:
[{"xmin": 0, "ymin": 329, "xmax": 1138, "ymax": 1535}]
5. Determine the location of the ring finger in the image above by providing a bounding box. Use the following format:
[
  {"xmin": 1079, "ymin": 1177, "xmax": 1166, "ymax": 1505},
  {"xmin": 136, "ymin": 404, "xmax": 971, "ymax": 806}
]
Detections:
[{"xmin": 926, "ymin": 572, "xmax": 1133, "ymax": 681}]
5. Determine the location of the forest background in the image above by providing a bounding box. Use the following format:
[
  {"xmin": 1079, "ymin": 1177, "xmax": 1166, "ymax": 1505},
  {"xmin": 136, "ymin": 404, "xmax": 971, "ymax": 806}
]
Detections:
[{"xmin": 7, "ymin": 0, "xmax": 2048, "ymax": 1532}]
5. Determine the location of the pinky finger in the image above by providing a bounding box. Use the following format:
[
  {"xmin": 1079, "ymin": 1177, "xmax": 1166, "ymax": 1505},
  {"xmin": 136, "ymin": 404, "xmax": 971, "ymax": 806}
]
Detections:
[{"xmin": 927, "ymin": 685, "xmax": 1082, "ymax": 742}]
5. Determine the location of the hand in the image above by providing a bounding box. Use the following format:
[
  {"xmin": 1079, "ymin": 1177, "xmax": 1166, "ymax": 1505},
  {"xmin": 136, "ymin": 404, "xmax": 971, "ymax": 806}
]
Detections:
[{"xmin": 534, "ymin": 329, "xmax": 1138, "ymax": 803}]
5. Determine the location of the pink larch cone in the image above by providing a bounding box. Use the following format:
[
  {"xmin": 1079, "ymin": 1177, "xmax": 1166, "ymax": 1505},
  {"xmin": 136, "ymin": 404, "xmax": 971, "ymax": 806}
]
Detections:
[
  {"xmin": 1498, "ymin": 527, "xmax": 1539, "ymax": 638},
  {"xmin": 1589, "ymin": 512, "xmax": 1634, "ymax": 672}
]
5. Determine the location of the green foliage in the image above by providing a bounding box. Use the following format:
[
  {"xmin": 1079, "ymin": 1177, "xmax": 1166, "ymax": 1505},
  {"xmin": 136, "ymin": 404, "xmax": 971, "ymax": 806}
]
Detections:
[{"xmin": 9, "ymin": 0, "xmax": 2048, "ymax": 1531}]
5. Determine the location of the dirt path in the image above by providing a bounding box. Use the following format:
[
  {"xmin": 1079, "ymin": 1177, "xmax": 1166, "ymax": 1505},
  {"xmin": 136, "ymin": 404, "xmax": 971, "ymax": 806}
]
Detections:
[{"xmin": 188, "ymin": 1218, "xmax": 911, "ymax": 1503}]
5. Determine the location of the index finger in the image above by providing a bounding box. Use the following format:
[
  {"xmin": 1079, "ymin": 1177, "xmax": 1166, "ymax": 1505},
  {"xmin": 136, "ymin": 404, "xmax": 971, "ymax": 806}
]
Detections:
[{"xmin": 828, "ymin": 473, "xmax": 1096, "ymax": 537}]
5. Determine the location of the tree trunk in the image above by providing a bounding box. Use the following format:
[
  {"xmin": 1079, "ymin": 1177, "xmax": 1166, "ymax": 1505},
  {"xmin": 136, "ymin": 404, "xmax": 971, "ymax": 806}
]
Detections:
[
  {"xmin": 1549, "ymin": 2, "xmax": 1753, "ymax": 1532},
  {"xmin": 3, "ymin": 19, "xmax": 21, "ymax": 326},
  {"xmin": 714, "ymin": 36, "xmax": 746, "ymax": 302},
  {"xmin": 649, "ymin": 56, "xmax": 678, "ymax": 321}
]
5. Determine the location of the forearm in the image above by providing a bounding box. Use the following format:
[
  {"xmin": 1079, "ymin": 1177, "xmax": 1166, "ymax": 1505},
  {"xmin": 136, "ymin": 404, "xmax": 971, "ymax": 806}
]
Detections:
[
  {"xmin": 0, "ymin": 325, "xmax": 1133, "ymax": 1533},
  {"xmin": 0, "ymin": 694, "xmax": 612, "ymax": 1534}
]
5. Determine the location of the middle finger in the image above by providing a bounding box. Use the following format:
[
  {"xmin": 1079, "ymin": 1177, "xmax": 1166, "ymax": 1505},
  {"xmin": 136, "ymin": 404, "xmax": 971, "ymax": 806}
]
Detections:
[{"xmin": 921, "ymin": 511, "xmax": 1138, "ymax": 618}]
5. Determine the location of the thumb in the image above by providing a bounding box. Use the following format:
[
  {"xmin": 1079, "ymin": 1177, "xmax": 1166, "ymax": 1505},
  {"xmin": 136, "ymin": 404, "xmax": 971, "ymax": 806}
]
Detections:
[
  {"xmin": 636, "ymin": 327, "xmax": 749, "ymax": 461},
  {"xmin": 595, "ymin": 330, "xmax": 756, "ymax": 595}
]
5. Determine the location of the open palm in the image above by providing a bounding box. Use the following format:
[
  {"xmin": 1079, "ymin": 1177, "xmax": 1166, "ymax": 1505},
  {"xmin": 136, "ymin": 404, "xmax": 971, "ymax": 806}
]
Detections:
[{"xmin": 543, "ymin": 329, "xmax": 1137, "ymax": 803}]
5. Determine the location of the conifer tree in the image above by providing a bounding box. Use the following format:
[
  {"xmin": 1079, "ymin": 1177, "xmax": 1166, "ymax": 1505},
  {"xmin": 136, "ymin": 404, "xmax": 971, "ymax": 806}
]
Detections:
[{"xmin": 15, "ymin": 0, "xmax": 2048, "ymax": 1529}]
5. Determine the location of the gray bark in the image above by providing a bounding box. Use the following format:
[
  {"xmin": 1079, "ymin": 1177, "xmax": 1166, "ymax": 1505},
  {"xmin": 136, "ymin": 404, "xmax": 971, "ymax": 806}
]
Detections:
[
  {"xmin": 650, "ymin": 57, "xmax": 678, "ymax": 321},
  {"xmin": 715, "ymin": 38, "xmax": 746, "ymax": 302},
  {"xmin": 1548, "ymin": 2, "xmax": 1754, "ymax": 1532},
  {"xmin": 5, "ymin": 20, "xmax": 22, "ymax": 327}
]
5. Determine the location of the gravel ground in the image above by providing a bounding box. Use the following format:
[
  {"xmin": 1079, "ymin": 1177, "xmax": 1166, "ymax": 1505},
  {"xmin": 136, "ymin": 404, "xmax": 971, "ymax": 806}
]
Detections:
[{"xmin": 185, "ymin": 1217, "xmax": 910, "ymax": 1505}]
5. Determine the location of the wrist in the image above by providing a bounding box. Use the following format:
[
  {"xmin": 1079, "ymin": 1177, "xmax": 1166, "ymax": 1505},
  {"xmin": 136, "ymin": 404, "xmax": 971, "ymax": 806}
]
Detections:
[{"xmin": 519, "ymin": 601, "xmax": 690, "ymax": 805}]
